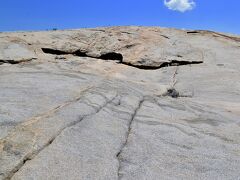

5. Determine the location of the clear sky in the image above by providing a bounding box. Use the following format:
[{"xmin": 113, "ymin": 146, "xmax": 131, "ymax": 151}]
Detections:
[{"xmin": 1, "ymin": 0, "xmax": 240, "ymax": 34}]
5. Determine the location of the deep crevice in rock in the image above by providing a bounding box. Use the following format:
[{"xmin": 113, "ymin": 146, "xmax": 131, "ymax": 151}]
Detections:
[
  {"xmin": 41, "ymin": 48, "xmax": 203, "ymax": 70},
  {"xmin": 42, "ymin": 48, "xmax": 89, "ymax": 58},
  {"xmin": 0, "ymin": 59, "xmax": 36, "ymax": 65},
  {"xmin": 42, "ymin": 48, "xmax": 123, "ymax": 62},
  {"xmin": 42, "ymin": 48, "xmax": 71, "ymax": 55},
  {"xmin": 99, "ymin": 52, "xmax": 123, "ymax": 61},
  {"xmin": 187, "ymin": 31, "xmax": 200, "ymax": 34},
  {"xmin": 122, "ymin": 60, "xmax": 203, "ymax": 70},
  {"xmin": 0, "ymin": 60, "xmax": 19, "ymax": 64}
]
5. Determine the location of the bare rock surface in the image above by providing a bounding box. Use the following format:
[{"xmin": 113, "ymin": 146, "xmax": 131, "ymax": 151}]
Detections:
[
  {"xmin": 0, "ymin": 26, "xmax": 240, "ymax": 180},
  {"xmin": 0, "ymin": 42, "xmax": 37, "ymax": 64}
]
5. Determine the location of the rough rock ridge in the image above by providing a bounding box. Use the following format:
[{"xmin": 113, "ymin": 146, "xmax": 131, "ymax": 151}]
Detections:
[{"xmin": 0, "ymin": 26, "xmax": 240, "ymax": 180}]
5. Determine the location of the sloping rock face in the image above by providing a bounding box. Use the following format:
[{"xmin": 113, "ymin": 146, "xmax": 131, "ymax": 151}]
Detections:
[{"xmin": 0, "ymin": 26, "xmax": 240, "ymax": 180}]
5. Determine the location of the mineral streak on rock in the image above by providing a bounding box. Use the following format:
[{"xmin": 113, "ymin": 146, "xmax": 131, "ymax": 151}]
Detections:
[{"xmin": 0, "ymin": 26, "xmax": 240, "ymax": 180}]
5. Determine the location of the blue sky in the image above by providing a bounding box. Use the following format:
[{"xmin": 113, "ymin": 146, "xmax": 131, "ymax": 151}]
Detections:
[{"xmin": 0, "ymin": 0, "xmax": 240, "ymax": 34}]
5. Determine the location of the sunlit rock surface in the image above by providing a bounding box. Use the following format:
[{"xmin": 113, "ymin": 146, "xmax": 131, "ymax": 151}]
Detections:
[{"xmin": 0, "ymin": 27, "xmax": 240, "ymax": 180}]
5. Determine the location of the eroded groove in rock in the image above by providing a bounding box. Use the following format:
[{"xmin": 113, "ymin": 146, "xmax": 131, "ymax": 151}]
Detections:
[
  {"xmin": 122, "ymin": 60, "xmax": 203, "ymax": 70},
  {"xmin": 160, "ymin": 35, "xmax": 170, "ymax": 39},
  {"xmin": 0, "ymin": 60, "xmax": 18, "ymax": 65},
  {"xmin": 0, "ymin": 91, "xmax": 90, "ymax": 179},
  {"xmin": 0, "ymin": 58, "xmax": 36, "ymax": 65},
  {"xmin": 0, "ymin": 90, "xmax": 117, "ymax": 180},
  {"xmin": 41, "ymin": 48, "xmax": 122, "ymax": 62},
  {"xmin": 8, "ymin": 95, "xmax": 117, "ymax": 180},
  {"xmin": 116, "ymin": 97, "xmax": 144, "ymax": 179}
]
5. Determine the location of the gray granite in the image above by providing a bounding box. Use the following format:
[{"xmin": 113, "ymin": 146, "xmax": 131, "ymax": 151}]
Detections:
[{"xmin": 0, "ymin": 27, "xmax": 239, "ymax": 180}]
